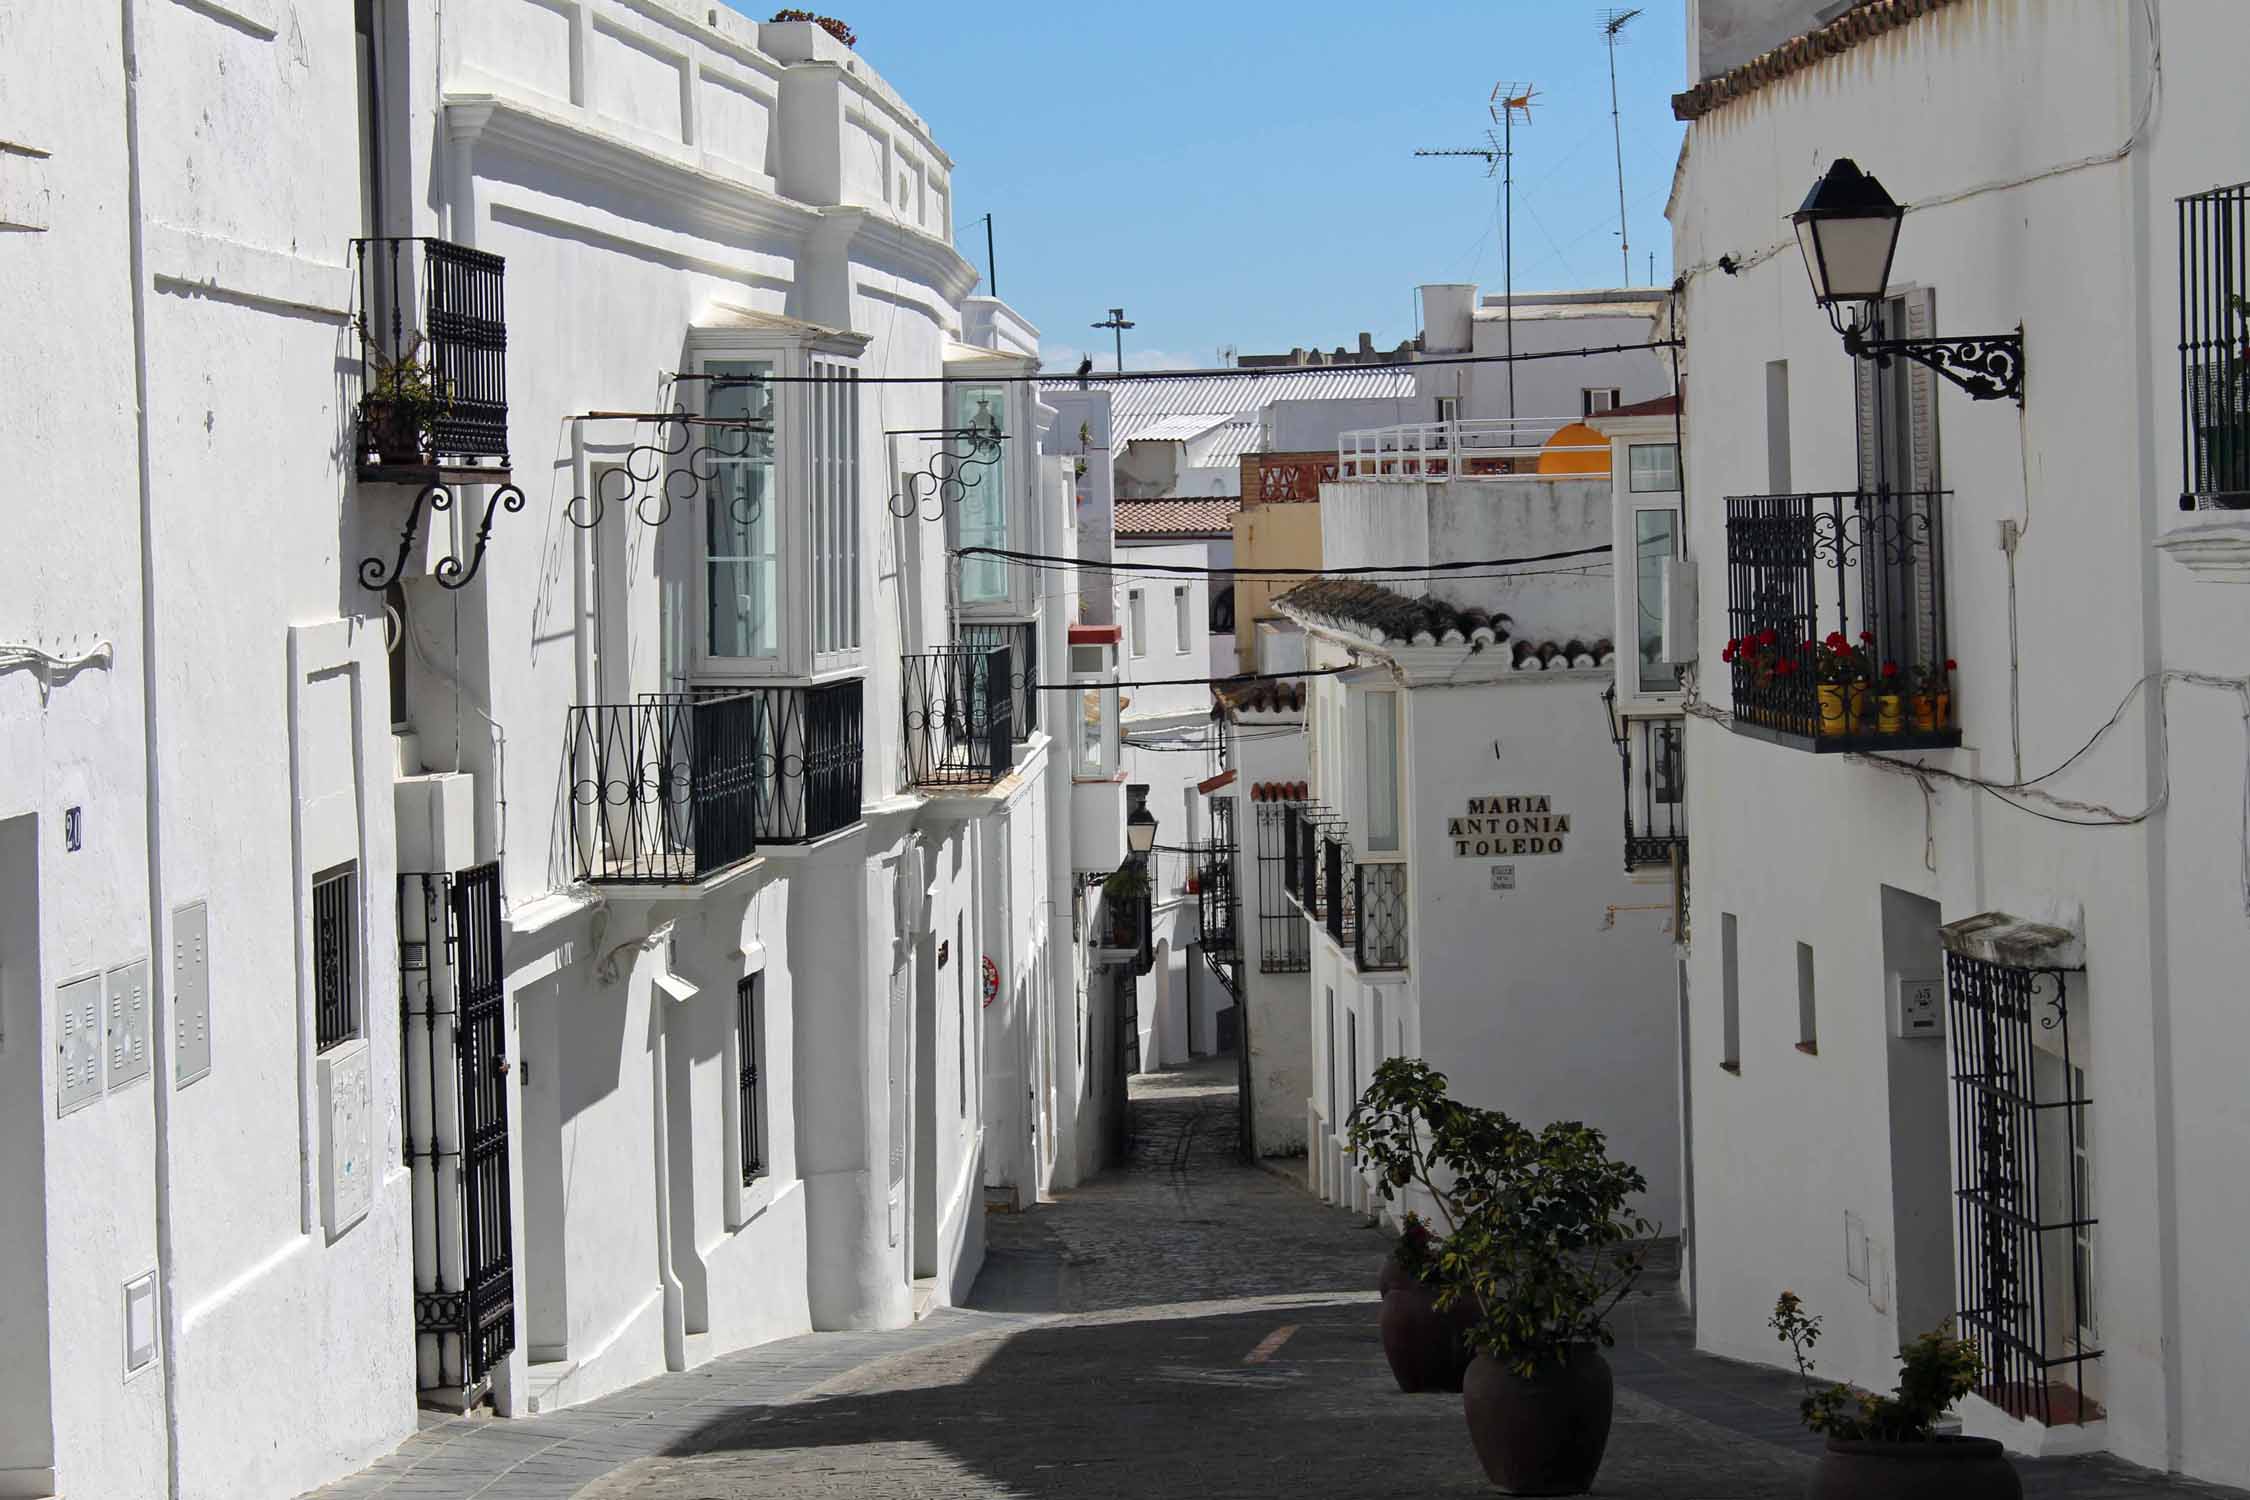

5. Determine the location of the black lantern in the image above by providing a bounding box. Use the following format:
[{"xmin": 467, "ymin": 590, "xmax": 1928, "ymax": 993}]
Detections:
[
  {"xmin": 1791, "ymin": 158, "xmax": 1904, "ymax": 334},
  {"xmin": 1789, "ymin": 158, "xmax": 2025, "ymax": 404},
  {"xmin": 1124, "ymin": 783, "xmax": 1158, "ymax": 856}
]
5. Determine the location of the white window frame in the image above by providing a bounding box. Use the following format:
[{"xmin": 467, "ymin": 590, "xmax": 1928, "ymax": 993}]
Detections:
[
  {"xmin": 1172, "ymin": 585, "xmax": 1191, "ymax": 655},
  {"xmin": 684, "ymin": 327, "xmax": 868, "ymax": 686},
  {"xmin": 1608, "ymin": 425, "xmax": 1684, "ymax": 713},
  {"xmin": 946, "ymin": 365, "xmax": 1038, "ymax": 619},
  {"xmin": 1358, "ymin": 687, "xmax": 1402, "ymax": 857},
  {"xmin": 1127, "ymin": 590, "xmax": 1147, "ymax": 658},
  {"xmin": 1583, "ymin": 386, "xmax": 1621, "ymax": 417}
]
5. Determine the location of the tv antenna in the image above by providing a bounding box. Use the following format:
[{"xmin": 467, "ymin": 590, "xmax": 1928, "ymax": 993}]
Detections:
[
  {"xmin": 1601, "ymin": 10, "xmax": 1643, "ymax": 286},
  {"xmin": 1418, "ymin": 83, "xmax": 1537, "ymax": 418}
]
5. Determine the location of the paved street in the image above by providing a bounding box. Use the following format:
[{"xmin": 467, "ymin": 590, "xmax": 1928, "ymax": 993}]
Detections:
[{"xmin": 309, "ymin": 1055, "xmax": 2247, "ymax": 1499}]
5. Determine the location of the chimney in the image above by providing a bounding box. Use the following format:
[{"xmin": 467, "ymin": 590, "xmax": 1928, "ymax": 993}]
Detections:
[{"xmin": 1417, "ymin": 284, "xmax": 1476, "ymax": 354}]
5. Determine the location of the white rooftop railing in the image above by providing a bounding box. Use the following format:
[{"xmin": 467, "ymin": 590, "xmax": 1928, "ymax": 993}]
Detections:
[{"xmin": 1336, "ymin": 417, "xmax": 1608, "ymax": 479}]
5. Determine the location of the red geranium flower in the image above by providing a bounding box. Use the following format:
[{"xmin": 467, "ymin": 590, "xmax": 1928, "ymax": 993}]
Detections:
[
  {"xmin": 1943, "ymin": 658, "xmax": 1957, "ymax": 672},
  {"xmin": 1880, "ymin": 660, "xmax": 1900, "ymax": 681},
  {"xmin": 1859, "ymin": 630, "xmax": 1875, "ymax": 642}
]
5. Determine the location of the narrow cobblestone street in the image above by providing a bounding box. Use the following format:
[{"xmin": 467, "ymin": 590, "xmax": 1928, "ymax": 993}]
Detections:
[{"xmin": 308, "ymin": 1057, "xmax": 2249, "ymax": 1499}]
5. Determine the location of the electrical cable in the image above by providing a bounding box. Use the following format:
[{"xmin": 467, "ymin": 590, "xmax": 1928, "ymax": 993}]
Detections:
[
  {"xmin": 955, "ymin": 542, "xmax": 1611, "ymax": 579},
  {"xmin": 1037, "ymin": 665, "xmax": 1354, "ymax": 693},
  {"xmin": 667, "ymin": 337, "xmax": 1684, "ymax": 388}
]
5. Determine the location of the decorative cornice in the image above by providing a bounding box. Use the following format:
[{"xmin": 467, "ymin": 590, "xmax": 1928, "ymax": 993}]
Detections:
[
  {"xmin": 1673, "ymin": 0, "xmax": 1969, "ymax": 123},
  {"xmin": 2155, "ymin": 517, "xmax": 2250, "ymax": 583},
  {"xmin": 446, "ymin": 91, "xmax": 817, "ymax": 244},
  {"xmin": 823, "ymin": 205, "xmax": 981, "ymax": 304}
]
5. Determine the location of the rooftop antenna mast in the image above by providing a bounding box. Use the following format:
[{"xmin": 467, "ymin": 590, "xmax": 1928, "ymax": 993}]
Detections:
[
  {"xmin": 1415, "ymin": 81, "xmax": 1536, "ymax": 420},
  {"xmin": 1093, "ymin": 307, "xmax": 1135, "ymax": 372},
  {"xmin": 1601, "ymin": 10, "xmax": 1643, "ymax": 286}
]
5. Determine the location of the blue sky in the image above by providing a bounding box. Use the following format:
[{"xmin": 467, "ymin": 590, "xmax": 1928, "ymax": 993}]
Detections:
[{"xmin": 727, "ymin": 3, "xmax": 1686, "ymax": 371}]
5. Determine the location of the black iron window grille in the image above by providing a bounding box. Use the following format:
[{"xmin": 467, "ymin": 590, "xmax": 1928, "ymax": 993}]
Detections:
[
  {"xmin": 1619, "ymin": 715, "xmax": 1689, "ymax": 872},
  {"xmin": 738, "ymin": 974, "xmax": 765, "ymax": 1184},
  {"xmin": 2180, "ymin": 182, "xmax": 2250, "ymax": 510},
  {"xmin": 903, "ymin": 645, "xmax": 1014, "ymax": 787},
  {"xmin": 1724, "ymin": 490, "xmax": 1957, "ymax": 752},
  {"xmin": 1354, "ymin": 863, "xmax": 1408, "ymax": 971},
  {"xmin": 353, "ymin": 236, "xmax": 510, "ymax": 473},
  {"xmin": 1947, "ymin": 954, "xmax": 2100, "ymax": 1426},
  {"xmin": 1196, "ymin": 797, "xmax": 1240, "ymax": 962},
  {"xmin": 1321, "ymin": 827, "xmax": 1356, "ymax": 949},
  {"xmin": 313, "ymin": 864, "xmax": 361, "ymax": 1050},
  {"xmin": 399, "ymin": 862, "xmax": 516, "ymax": 1390},
  {"xmin": 1255, "ymin": 801, "xmax": 1310, "ymax": 974},
  {"xmin": 955, "ymin": 622, "xmax": 1038, "ymax": 739},
  {"xmin": 733, "ymin": 679, "xmax": 865, "ymax": 844}
]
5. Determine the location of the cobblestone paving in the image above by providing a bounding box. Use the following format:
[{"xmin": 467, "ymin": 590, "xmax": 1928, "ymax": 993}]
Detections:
[{"xmin": 310, "ymin": 1054, "xmax": 2250, "ymax": 1499}]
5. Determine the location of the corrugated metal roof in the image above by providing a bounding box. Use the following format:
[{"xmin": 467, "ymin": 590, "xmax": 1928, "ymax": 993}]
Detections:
[
  {"xmin": 1197, "ymin": 419, "xmax": 1264, "ymax": 469},
  {"xmin": 1131, "ymin": 412, "xmax": 1232, "ymax": 444},
  {"xmin": 1039, "ymin": 366, "xmax": 1418, "ymax": 449}
]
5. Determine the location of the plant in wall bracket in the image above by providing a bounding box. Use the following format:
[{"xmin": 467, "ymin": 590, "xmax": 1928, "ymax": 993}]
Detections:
[
  {"xmin": 770, "ymin": 9, "xmax": 855, "ymax": 46},
  {"xmin": 355, "ymin": 324, "xmax": 453, "ymax": 465}
]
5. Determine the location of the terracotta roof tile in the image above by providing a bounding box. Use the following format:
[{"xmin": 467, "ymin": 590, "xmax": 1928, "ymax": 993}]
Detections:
[
  {"xmin": 1115, "ymin": 498, "xmax": 1240, "ymax": 537},
  {"xmin": 1214, "ymin": 676, "xmax": 1307, "ymax": 715},
  {"xmin": 1672, "ymin": 0, "xmax": 1966, "ymax": 123},
  {"xmin": 1273, "ymin": 578, "xmax": 1613, "ymax": 666}
]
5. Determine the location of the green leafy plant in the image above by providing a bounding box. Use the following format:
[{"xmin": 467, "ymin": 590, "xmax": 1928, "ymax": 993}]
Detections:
[
  {"xmin": 1348, "ymin": 1058, "xmax": 1655, "ymax": 1374},
  {"xmin": 1437, "ymin": 1114, "xmax": 1654, "ymax": 1375},
  {"xmin": 1100, "ymin": 863, "xmax": 1149, "ymax": 901},
  {"xmin": 1770, "ymin": 1291, "xmax": 1983, "ymax": 1441},
  {"xmin": 770, "ymin": 9, "xmax": 855, "ymax": 45},
  {"xmin": 1394, "ymin": 1210, "xmax": 1442, "ymax": 1285}
]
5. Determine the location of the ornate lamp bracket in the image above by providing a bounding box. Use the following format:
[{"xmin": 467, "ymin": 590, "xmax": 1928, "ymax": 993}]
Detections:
[{"xmin": 1840, "ymin": 323, "xmax": 2025, "ymax": 404}]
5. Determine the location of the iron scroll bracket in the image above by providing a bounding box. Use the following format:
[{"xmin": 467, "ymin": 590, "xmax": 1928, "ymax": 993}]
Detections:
[
  {"xmin": 1841, "ymin": 326, "xmax": 2025, "ymax": 404},
  {"xmin": 359, "ymin": 481, "xmax": 527, "ymax": 592}
]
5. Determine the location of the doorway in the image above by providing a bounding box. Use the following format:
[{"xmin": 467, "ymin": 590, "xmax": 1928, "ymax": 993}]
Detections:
[
  {"xmin": 0, "ymin": 815, "xmax": 53, "ymax": 1486},
  {"xmin": 1879, "ymin": 887, "xmax": 1952, "ymax": 1343},
  {"xmin": 912, "ymin": 930, "xmax": 939, "ymax": 1281}
]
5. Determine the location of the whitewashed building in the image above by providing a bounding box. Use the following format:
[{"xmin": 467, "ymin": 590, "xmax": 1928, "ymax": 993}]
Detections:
[
  {"xmin": 1276, "ymin": 457, "xmax": 1683, "ymax": 1232},
  {"xmin": 0, "ymin": 5, "xmax": 1081, "ymax": 1496},
  {"xmin": 1668, "ymin": 0, "xmax": 2250, "ymax": 1485}
]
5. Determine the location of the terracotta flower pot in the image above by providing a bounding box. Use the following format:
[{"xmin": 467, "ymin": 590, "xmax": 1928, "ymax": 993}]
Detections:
[
  {"xmin": 1910, "ymin": 693, "xmax": 1938, "ymax": 732},
  {"xmin": 1807, "ymin": 1435, "xmax": 2022, "ymax": 1500},
  {"xmin": 1379, "ymin": 1252, "xmax": 1409, "ymax": 1297},
  {"xmin": 361, "ymin": 397, "xmax": 426, "ymax": 466},
  {"xmin": 1936, "ymin": 689, "xmax": 1952, "ymax": 728},
  {"xmin": 1461, "ymin": 1346, "xmax": 1614, "ymax": 1495},
  {"xmin": 1876, "ymin": 693, "xmax": 1904, "ymax": 734},
  {"xmin": 1378, "ymin": 1280, "xmax": 1475, "ymax": 1394}
]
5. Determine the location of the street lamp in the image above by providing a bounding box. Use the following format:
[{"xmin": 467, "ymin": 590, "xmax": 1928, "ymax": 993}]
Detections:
[
  {"xmin": 1124, "ymin": 783, "xmax": 1157, "ymax": 856},
  {"xmin": 1790, "ymin": 158, "xmax": 2024, "ymax": 403}
]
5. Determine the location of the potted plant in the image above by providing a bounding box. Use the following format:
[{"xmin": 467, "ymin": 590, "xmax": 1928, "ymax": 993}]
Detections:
[
  {"xmin": 1873, "ymin": 660, "xmax": 1906, "ymax": 734},
  {"xmin": 1910, "ymin": 658, "xmax": 1956, "ymax": 732},
  {"xmin": 1439, "ymin": 1111, "xmax": 1654, "ymax": 1495},
  {"xmin": 1099, "ymin": 863, "xmax": 1149, "ymax": 949},
  {"xmin": 1347, "ymin": 1060, "xmax": 1480, "ymax": 1393},
  {"xmin": 357, "ymin": 327, "xmax": 451, "ymax": 467},
  {"xmin": 1771, "ymin": 1292, "xmax": 2021, "ymax": 1499},
  {"xmin": 769, "ymin": 9, "xmax": 856, "ymax": 46},
  {"xmin": 1812, "ymin": 632, "xmax": 1866, "ymax": 736}
]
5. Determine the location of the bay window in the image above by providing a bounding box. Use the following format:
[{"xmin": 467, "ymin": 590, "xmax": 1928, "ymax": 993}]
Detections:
[
  {"xmin": 684, "ymin": 324, "xmax": 868, "ymax": 682},
  {"xmin": 953, "ymin": 381, "xmax": 1012, "ymax": 607},
  {"xmin": 1362, "ymin": 690, "xmax": 1400, "ymax": 854}
]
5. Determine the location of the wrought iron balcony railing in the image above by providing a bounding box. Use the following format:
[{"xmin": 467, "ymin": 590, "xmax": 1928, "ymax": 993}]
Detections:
[
  {"xmin": 1618, "ymin": 714, "xmax": 1688, "ymax": 873},
  {"xmin": 1254, "ymin": 800, "xmax": 1310, "ymax": 974},
  {"xmin": 954, "ymin": 621, "xmax": 1038, "ymax": 740},
  {"xmin": 903, "ymin": 645, "xmax": 1015, "ymax": 788},
  {"xmin": 353, "ymin": 236, "xmax": 510, "ymax": 477},
  {"xmin": 1724, "ymin": 489, "xmax": 1959, "ymax": 753},
  {"xmin": 1354, "ymin": 863, "xmax": 1407, "ymax": 971},
  {"xmin": 565, "ymin": 681, "xmax": 865, "ymax": 884},
  {"xmin": 2179, "ymin": 181, "xmax": 2250, "ymax": 510},
  {"xmin": 1096, "ymin": 865, "xmax": 1156, "ymax": 974},
  {"xmin": 1195, "ymin": 798, "xmax": 1239, "ymax": 962}
]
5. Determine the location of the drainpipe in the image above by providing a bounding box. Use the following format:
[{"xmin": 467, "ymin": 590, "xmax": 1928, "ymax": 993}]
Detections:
[
  {"xmin": 648, "ymin": 970, "xmax": 688, "ymax": 1371},
  {"xmin": 117, "ymin": 2, "xmax": 184, "ymax": 1494}
]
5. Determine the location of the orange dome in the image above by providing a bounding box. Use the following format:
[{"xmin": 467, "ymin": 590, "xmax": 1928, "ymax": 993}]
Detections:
[{"xmin": 1536, "ymin": 421, "xmax": 1612, "ymax": 476}]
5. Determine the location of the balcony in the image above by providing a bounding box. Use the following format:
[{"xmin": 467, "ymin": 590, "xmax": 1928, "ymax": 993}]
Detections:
[
  {"xmin": 564, "ymin": 681, "xmax": 864, "ymax": 885},
  {"xmin": 1337, "ymin": 418, "xmax": 1601, "ymax": 480},
  {"xmin": 1616, "ymin": 713, "xmax": 1688, "ymax": 874},
  {"xmin": 1724, "ymin": 490, "xmax": 1960, "ymax": 753},
  {"xmin": 1281, "ymin": 803, "xmax": 1407, "ymax": 972},
  {"xmin": 1194, "ymin": 798, "xmax": 1239, "ymax": 962},
  {"xmin": 1252, "ymin": 799, "xmax": 1310, "ymax": 974},
  {"xmin": 1093, "ymin": 864, "xmax": 1155, "ymax": 973},
  {"xmin": 954, "ymin": 621, "xmax": 1038, "ymax": 740},
  {"xmin": 353, "ymin": 237, "xmax": 510, "ymax": 482},
  {"xmin": 2179, "ymin": 181, "xmax": 2250, "ymax": 510},
  {"xmin": 904, "ymin": 645, "xmax": 1015, "ymax": 789}
]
